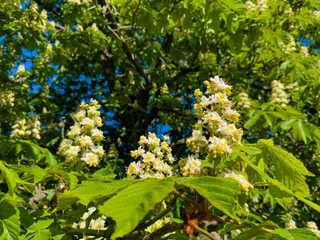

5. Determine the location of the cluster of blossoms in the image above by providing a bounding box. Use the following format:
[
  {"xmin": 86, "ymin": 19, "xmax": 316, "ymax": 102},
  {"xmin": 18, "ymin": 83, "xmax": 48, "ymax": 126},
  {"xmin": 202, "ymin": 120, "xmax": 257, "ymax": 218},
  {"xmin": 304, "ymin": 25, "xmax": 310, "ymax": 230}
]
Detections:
[
  {"xmin": 181, "ymin": 154, "xmax": 205, "ymax": 177},
  {"xmin": 58, "ymin": 99, "xmax": 104, "ymax": 167},
  {"xmin": 284, "ymin": 214, "xmax": 296, "ymax": 229},
  {"xmin": 72, "ymin": 207, "xmax": 106, "ymax": 239},
  {"xmin": 220, "ymin": 171, "xmax": 253, "ymax": 192},
  {"xmin": 186, "ymin": 76, "xmax": 243, "ymax": 156},
  {"xmin": 284, "ymin": 7, "xmax": 294, "ymax": 17},
  {"xmin": 68, "ymin": 0, "xmax": 92, "ymax": 5},
  {"xmin": 17, "ymin": 64, "xmax": 26, "ymax": 75},
  {"xmin": 301, "ymin": 46, "xmax": 309, "ymax": 58},
  {"xmin": 280, "ymin": 38, "xmax": 296, "ymax": 54},
  {"xmin": 245, "ymin": 0, "xmax": 267, "ymax": 12},
  {"xmin": 286, "ymin": 82, "xmax": 299, "ymax": 91},
  {"xmin": 126, "ymin": 132, "xmax": 174, "ymax": 179},
  {"xmin": 237, "ymin": 92, "xmax": 251, "ymax": 109},
  {"xmin": 307, "ymin": 222, "xmax": 320, "ymax": 237},
  {"xmin": 270, "ymin": 80, "xmax": 289, "ymax": 107},
  {"xmin": 11, "ymin": 116, "xmax": 41, "ymax": 140},
  {"xmin": 0, "ymin": 90, "xmax": 15, "ymax": 107},
  {"xmin": 145, "ymin": 217, "xmax": 170, "ymax": 233},
  {"xmin": 313, "ymin": 11, "xmax": 320, "ymax": 20}
]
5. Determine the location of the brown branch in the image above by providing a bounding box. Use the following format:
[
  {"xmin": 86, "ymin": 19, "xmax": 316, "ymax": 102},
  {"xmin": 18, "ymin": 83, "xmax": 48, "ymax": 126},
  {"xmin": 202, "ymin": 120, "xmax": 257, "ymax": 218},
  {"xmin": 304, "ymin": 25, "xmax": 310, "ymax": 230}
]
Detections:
[
  {"xmin": 142, "ymin": 221, "xmax": 185, "ymax": 240},
  {"xmin": 172, "ymin": 188, "xmax": 203, "ymax": 210},
  {"xmin": 65, "ymin": 228, "xmax": 113, "ymax": 238},
  {"xmin": 188, "ymin": 220, "xmax": 219, "ymax": 240},
  {"xmin": 204, "ymin": 214, "xmax": 248, "ymax": 226},
  {"xmin": 134, "ymin": 205, "xmax": 174, "ymax": 231},
  {"xmin": 100, "ymin": 3, "xmax": 151, "ymax": 84}
]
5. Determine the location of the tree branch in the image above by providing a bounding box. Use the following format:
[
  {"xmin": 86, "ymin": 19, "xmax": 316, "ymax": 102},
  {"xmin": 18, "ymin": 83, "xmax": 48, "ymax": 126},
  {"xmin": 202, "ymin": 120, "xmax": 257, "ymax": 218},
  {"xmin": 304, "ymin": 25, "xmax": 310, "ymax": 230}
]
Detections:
[{"xmin": 142, "ymin": 221, "xmax": 185, "ymax": 240}]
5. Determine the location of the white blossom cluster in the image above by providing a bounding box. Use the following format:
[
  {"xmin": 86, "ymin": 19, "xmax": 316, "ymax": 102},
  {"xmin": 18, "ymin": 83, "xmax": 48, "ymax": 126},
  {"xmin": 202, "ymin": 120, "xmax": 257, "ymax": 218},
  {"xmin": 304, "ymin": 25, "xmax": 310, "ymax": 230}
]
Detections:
[
  {"xmin": 181, "ymin": 154, "xmax": 206, "ymax": 177},
  {"xmin": 284, "ymin": 213, "xmax": 297, "ymax": 229},
  {"xmin": 69, "ymin": 0, "xmax": 92, "ymax": 5},
  {"xmin": 313, "ymin": 11, "xmax": 320, "ymax": 20},
  {"xmin": 58, "ymin": 99, "xmax": 104, "ymax": 167},
  {"xmin": 245, "ymin": 0, "xmax": 267, "ymax": 12},
  {"xmin": 237, "ymin": 92, "xmax": 251, "ymax": 109},
  {"xmin": 11, "ymin": 116, "xmax": 41, "ymax": 140},
  {"xmin": 145, "ymin": 217, "xmax": 171, "ymax": 233},
  {"xmin": 126, "ymin": 132, "xmax": 175, "ymax": 179},
  {"xmin": 17, "ymin": 64, "xmax": 26, "ymax": 74},
  {"xmin": 285, "ymin": 82, "xmax": 299, "ymax": 91},
  {"xmin": 270, "ymin": 80, "xmax": 289, "ymax": 107},
  {"xmin": 307, "ymin": 222, "xmax": 320, "ymax": 237},
  {"xmin": 107, "ymin": 143, "xmax": 119, "ymax": 159},
  {"xmin": 186, "ymin": 76, "xmax": 243, "ymax": 156},
  {"xmin": 221, "ymin": 171, "xmax": 253, "ymax": 192},
  {"xmin": 72, "ymin": 207, "xmax": 106, "ymax": 239},
  {"xmin": 280, "ymin": 38, "xmax": 296, "ymax": 54},
  {"xmin": 284, "ymin": 7, "xmax": 294, "ymax": 17},
  {"xmin": 0, "ymin": 90, "xmax": 15, "ymax": 107},
  {"xmin": 301, "ymin": 46, "xmax": 309, "ymax": 57}
]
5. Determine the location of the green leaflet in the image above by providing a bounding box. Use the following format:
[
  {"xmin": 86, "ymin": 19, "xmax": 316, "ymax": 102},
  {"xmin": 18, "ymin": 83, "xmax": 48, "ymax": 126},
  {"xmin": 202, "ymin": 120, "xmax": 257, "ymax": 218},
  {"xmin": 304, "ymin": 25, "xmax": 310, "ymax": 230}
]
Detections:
[
  {"xmin": 0, "ymin": 139, "xmax": 57, "ymax": 166},
  {"xmin": 0, "ymin": 162, "xmax": 17, "ymax": 195},
  {"xmin": 175, "ymin": 176, "xmax": 241, "ymax": 220},
  {"xmin": 218, "ymin": 0, "xmax": 246, "ymax": 14},
  {"xmin": 57, "ymin": 179, "xmax": 138, "ymax": 210},
  {"xmin": 240, "ymin": 152, "xmax": 320, "ymax": 213},
  {"xmin": 99, "ymin": 177, "xmax": 175, "ymax": 239},
  {"xmin": 257, "ymin": 139, "xmax": 314, "ymax": 197},
  {"xmin": 0, "ymin": 200, "xmax": 20, "ymax": 240},
  {"xmin": 273, "ymin": 228, "xmax": 319, "ymax": 240},
  {"xmin": 292, "ymin": 120, "xmax": 314, "ymax": 144},
  {"xmin": 231, "ymin": 221, "xmax": 278, "ymax": 240}
]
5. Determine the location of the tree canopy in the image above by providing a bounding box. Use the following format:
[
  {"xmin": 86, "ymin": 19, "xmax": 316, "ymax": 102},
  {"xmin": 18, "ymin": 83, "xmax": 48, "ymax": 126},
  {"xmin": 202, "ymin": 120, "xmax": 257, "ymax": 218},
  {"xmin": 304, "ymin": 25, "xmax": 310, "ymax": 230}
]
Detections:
[{"xmin": 1, "ymin": 0, "xmax": 320, "ymax": 239}]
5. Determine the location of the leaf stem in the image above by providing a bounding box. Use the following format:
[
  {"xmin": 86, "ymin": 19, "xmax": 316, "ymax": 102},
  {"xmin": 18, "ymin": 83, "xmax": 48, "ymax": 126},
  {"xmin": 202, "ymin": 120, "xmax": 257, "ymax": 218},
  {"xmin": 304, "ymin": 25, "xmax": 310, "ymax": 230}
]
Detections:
[
  {"xmin": 172, "ymin": 188, "xmax": 203, "ymax": 210},
  {"xmin": 188, "ymin": 219, "xmax": 219, "ymax": 240}
]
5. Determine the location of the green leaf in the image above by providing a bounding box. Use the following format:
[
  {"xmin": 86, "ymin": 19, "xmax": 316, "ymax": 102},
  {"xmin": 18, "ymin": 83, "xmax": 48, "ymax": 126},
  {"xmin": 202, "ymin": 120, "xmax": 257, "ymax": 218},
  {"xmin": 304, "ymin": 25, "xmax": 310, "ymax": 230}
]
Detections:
[
  {"xmin": 257, "ymin": 139, "xmax": 314, "ymax": 197},
  {"xmin": 91, "ymin": 168, "xmax": 115, "ymax": 182},
  {"xmin": 240, "ymin": 152, "xmax": 320, "ymax": 212},
  {"xmin": 176, "ymin": 176, "xmax": 241, "ymax": 219},
  {"xmin": 218, "ymin": 0, "xmax": 246, "ymax": 14},
  {"xmin": 268, "ymin": 185, "xmax": 292, "ymax": 210},
  {"xmin": 292, "ymin": 120, "xmax": 314, "ymax": 144},
  {"xmin": 239, "ymin": 145, "xmax": 262, "ymax": 155},
  {"xmin": 314, "ymin": 128, "xmax": 320, "ymax": 150},
  {"xmin": 30, "ymin": 229, "xmax": 51, "ymax": 240},
  {"xmin": 99, "ymin": 178, "xmax": 174, "ymax": 239},
  {"xmin": 0, "ymin": 162, "xmax": 17, "ymax": 195},
  {"xmin": 57, "ymin": 179, "xmax": 138, "ymax": 210},
  {"xmin": 273, "ymin": 228, "xmax": 319, "ymax": 240},
  {"xmin": 244, "ymin": 113, "xmax": 261, "ymax": 129},
  {"xmin": 0, "ymin": 200, "xmax": 20, "ymax": 240}
]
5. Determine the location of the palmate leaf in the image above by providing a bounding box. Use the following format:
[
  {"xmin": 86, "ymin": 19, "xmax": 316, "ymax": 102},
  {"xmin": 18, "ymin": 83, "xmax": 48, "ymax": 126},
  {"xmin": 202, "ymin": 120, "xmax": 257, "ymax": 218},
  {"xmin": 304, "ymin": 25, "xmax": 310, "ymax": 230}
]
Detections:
[
  {"xmin": 0, "ymin": 139, "xmax": 57, "ymax": 166},
  {"xmin": 0, "ymin": 162, "xmax": 17, "ymax": 195},
  {"xmin": 217, "ymin": 0, "xmax": 246, "ymax": 14},
  {"xmin": 57, "ymin": 179, "xmax": 137, "ymax": 211},
  {"xmin": 0, "ymin": 200, "xmax": 20, "ymax": 240},
  {"xmin": 175, "ymin": 176, "xmax": 241, "ymax": 220},
  {"xmin": 256, "ymin": 139, "xmax": 314, "ymax": 197},
  {"xmin": 240, "ymin": 153, "xmax": 320, "ymax": 213},
  {"xmin": 292, "ymin": 120, "xmax": 314, "ymax": 144},
  {"xmin": 273, "ymin": 228, "xmax": 319, "ymax": 240},
  {"xmin": 99, "ymin": 177, "xmax": 175, "ymax": 239}
]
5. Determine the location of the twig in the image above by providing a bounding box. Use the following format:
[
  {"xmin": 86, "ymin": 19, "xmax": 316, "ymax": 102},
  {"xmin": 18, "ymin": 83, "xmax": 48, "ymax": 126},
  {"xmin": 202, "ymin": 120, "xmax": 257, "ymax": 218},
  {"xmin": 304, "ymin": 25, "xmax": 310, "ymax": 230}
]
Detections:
[
  {"xmin": 142, "ymin": 221, "xmax": 185, "ymax": 240},
  {"xmin": 188, "ymin": 220, "xmax": 219, "ymax": 240},
  {"xmin": 172, "ymin": 188, "xmax": 203, "ymax": 210},
  {"xmin": 134, "ymin": 205, "xmax": 175, "ymax": 231},
  {"xmin": 205, "ymin": 214, "xmax": 247, "ymax": 226}
]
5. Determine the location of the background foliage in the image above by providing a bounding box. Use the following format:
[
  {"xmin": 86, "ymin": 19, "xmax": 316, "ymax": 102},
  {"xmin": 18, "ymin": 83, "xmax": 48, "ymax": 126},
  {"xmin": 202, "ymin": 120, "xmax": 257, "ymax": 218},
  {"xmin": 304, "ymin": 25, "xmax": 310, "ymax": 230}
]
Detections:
[{"xmin": 1, "ymin": 0, "xmax": 320, "ymax": 239}]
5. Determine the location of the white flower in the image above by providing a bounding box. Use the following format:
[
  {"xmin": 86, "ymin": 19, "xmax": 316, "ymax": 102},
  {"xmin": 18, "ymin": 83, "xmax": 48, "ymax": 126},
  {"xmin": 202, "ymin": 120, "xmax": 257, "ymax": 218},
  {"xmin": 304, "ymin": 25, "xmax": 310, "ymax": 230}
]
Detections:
[{"xmin": 81, "ymin": 151, "xmax": 99, "ymax": 166}]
